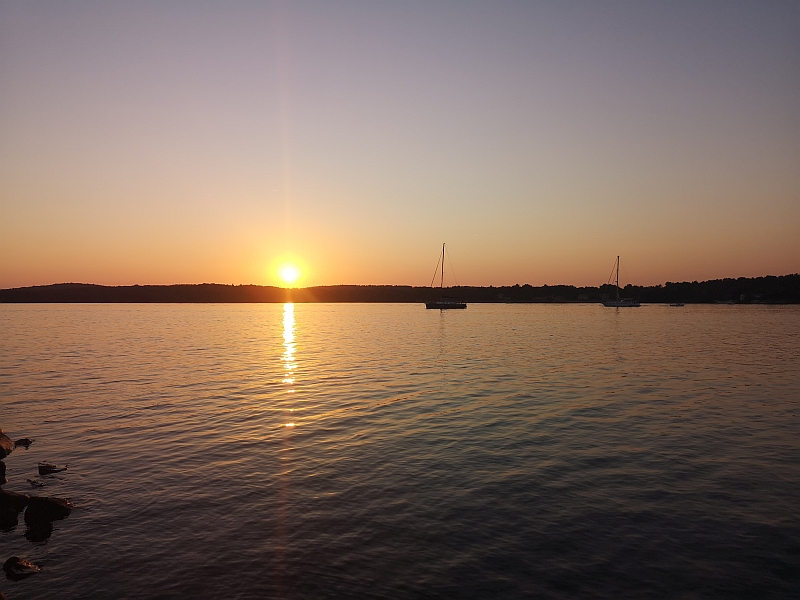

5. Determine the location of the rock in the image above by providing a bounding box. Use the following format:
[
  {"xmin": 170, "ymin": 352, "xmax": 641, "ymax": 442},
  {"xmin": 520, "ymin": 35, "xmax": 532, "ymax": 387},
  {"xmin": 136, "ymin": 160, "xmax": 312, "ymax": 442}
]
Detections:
[
  {"xmin": 14, "ymin": 438, "xmax": 33, "ymax": 449},
  {"xmin": 38, "ymin": 463, "xmax": 67, "ymax": 475},
  {"xmin": 0, "ymin": 490, "xmax": 31, "ymax": 530},
  {"xmin": 0, "ymin": 432, "xmax": 12, "ymax": 460},
  {"xmin": 24, "ymin": 521, "xmax": 53, "ymax": 543},
  {"xmin": 24, "ymin": 496, "xmax": 72, "ymax": 524},
  {"xmin": 0, "ymin": 462, "xmax": 5, "ymax": 486},
  {"xmin": 3, "ymin": 556, "xmax": 40, "ymax": 581},
  {"xmin": 27, "ymin": 479, "xmax": 45, "ymax": 488},
  {"xmin": 0, "ymin": 510, "xmax": 18, "ymax": 531},
  {"xmin": 0, "ymin": 490, "xmax": 30, "ymax": 513}
]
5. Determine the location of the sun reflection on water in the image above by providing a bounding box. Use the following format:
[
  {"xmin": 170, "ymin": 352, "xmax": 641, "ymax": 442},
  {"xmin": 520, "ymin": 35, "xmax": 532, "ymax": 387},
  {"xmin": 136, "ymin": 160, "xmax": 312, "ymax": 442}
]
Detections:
[
  {"xmin": 282, "ymin": 303, "xmax": 297, "ymax": 424},
  {"xmin": 283, "ymin": 302, "xmax": 295, "ymax": 369}
]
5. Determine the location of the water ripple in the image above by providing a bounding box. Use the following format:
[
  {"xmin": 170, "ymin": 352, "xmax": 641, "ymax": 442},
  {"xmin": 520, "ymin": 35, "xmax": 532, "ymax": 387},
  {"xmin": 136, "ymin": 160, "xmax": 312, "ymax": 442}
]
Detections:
[{"xmin": 0, "ymin": 303, "xmax": 798, "ymax": 599}]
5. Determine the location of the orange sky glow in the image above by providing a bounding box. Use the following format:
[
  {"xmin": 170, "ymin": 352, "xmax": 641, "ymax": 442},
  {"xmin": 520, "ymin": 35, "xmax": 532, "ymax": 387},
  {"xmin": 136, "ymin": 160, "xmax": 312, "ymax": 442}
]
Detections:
[{"xmin": 1, "ymin": 2, "xmax": 798, "ymax": 289}]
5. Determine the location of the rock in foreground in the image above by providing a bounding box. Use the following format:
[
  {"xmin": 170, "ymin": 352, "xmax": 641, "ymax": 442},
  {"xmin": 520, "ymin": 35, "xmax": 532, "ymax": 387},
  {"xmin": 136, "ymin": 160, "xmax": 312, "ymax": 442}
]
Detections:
[
  {"xmin": 25, "ymin": 496, "xmax": 73, "ymax": 524},
  {"xmin": 0, "ymin": 490, "xmax": 31, "ymax": 530},
  {"xmin": 0, "ymin": 432, "xmax": 12, "ymax": 460},
  {"xmin": 0, "ymin": 490, "xmax": 30, "ymax": 513},
  {"xmin": 3, "ymin": 556, "xmax": 40, "ymax": 581},
  {"xmin": 25, "ymin": 521, "xmax": 54, "ymax": 543},
  {"xmin": 38, "ymin": 463, "xmax": 67, "ymax": 475}
]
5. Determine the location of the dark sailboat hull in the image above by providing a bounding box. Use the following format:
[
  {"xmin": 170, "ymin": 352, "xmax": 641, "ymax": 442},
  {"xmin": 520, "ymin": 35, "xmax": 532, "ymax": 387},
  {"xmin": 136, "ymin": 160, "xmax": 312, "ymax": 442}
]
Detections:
[
  {"xmin": 602, "ymin": 299, "xmax": 641, "ymax": 307},
  {"xmin": 426, "ymin": 301, "xmax": 467, "ymax": 309}
]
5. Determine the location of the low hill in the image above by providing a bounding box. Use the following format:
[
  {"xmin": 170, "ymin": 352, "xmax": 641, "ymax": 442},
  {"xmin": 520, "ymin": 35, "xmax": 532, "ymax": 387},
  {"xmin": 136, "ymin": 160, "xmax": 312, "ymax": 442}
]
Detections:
[{"xmin": 1, "ymin": 275, "xmax": 798, "ymax": 304}]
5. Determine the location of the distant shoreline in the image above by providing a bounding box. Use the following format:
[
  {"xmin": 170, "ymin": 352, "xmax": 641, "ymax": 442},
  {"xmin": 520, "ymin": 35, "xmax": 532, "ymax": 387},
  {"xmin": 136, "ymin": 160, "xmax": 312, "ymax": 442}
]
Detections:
[{"xmin": 1, "ymin": 275, "xmax": 798, "ymax": 304}]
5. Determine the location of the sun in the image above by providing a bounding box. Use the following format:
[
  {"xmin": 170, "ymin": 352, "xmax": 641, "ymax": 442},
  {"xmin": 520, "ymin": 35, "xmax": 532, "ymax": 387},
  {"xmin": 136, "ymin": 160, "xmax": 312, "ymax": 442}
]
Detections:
[{"xmin": 278, "ymin": 264, "xmax": 300, "ymax": 285}]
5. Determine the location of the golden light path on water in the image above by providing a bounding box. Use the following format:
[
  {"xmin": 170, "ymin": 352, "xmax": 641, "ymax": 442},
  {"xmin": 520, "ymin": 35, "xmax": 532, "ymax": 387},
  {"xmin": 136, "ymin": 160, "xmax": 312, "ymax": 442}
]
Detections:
[{"xmin": 283, "ymin": 302, "xmax": 296, "ymax": 427}]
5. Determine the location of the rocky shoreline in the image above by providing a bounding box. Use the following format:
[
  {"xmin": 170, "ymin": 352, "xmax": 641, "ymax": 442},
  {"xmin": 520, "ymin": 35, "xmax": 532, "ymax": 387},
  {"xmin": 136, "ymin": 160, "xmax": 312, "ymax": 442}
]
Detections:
[{"xmin": 0, "ymin": 428, "xmax": 73, "ymax": 597}]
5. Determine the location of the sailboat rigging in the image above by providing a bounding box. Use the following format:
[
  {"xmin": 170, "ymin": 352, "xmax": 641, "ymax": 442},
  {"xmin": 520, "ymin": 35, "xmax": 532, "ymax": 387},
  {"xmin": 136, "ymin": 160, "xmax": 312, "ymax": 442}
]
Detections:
[
  {"xmin": 602, "ymin": 256, "xmax": 640, "ymax": 307},
  {"xmin": 426, "ymin": 243, "xmax": 467, "ymax": 309}
]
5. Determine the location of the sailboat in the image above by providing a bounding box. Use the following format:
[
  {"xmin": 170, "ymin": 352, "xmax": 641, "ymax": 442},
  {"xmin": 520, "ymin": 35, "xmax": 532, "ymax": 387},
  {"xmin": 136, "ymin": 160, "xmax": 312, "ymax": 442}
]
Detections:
[
  {"xmin": 426, "ymin": 243, "xmax": 467, "ymax": 309},
  {"xmin": 602, "ymin": 256, "xmax": 641, "ymax": 307}
]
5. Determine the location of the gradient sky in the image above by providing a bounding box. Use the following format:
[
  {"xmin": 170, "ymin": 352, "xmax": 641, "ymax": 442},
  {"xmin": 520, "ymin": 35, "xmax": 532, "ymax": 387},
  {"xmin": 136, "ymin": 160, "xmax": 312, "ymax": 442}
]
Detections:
[{"xmin": 1, "ymin": 0, "xmax": 798, "ymax": 288}]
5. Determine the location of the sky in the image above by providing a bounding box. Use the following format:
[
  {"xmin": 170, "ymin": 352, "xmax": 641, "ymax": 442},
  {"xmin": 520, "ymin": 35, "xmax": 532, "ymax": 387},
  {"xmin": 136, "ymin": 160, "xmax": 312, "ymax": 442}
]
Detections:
[{"xmin": 1, "ymin": 0, "xmax": 798, "ymax": 288}]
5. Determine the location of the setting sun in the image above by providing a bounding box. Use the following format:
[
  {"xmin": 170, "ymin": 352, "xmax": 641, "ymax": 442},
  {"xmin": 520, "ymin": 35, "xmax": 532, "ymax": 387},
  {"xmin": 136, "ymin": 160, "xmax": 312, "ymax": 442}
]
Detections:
[{"xmin": 278, "ymin": 264, "xmax": 300, "ymax": 285}]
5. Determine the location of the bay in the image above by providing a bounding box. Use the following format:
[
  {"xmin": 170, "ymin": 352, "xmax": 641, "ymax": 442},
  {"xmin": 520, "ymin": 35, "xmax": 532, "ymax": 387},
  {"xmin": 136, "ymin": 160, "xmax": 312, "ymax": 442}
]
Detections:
[{"xmin": 1, "ymin": 304, "xmax": 798, "ymax": 599}]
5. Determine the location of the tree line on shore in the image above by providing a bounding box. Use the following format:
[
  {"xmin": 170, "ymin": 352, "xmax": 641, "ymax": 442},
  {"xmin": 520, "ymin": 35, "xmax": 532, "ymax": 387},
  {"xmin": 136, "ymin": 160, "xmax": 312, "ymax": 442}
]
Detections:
[{"xmin": 1, "ymin": 274, "xmax": 798, "ymax": 304}]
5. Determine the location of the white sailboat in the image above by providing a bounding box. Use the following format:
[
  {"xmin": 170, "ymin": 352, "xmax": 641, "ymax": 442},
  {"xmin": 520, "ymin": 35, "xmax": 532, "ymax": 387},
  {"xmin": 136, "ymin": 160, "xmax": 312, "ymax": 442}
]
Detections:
[
  {"xmin": 426, "ymin": 243, "xmax": 467, "ymax": 309},
  {"xmin": 602, "ymin": 256, "xmax": 640, "ymax": 307}
]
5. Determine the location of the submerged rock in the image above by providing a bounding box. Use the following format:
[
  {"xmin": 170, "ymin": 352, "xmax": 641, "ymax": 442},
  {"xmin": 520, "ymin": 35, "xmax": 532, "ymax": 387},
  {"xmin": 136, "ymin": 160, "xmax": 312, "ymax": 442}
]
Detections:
[
  {"xmin": 0, "ymin": 490, "xmax": 30, "ymax": 513},
  {"xmin": 24, "ymin": 496, "xmax": 72, "ymax": 524},
  {"xmin": 38, "ymin": 463, "xmax": 67, "ymax": 475},
  {"xmin": 23, "ymin": 496, "xmax": 72, "ymax": 541},
  {"xmin": 0, "ymin": 512, "xmax": 16, "ymax": 531},
  {"xmin": 0, "ymin": 432, "xmax": 12, "ymax": 460},
  {"xmin": 0, "ymin": 511, "xmax": 17, "ymax": 531},
  {"xmin": 24, "ymin": 521, "xmax": 53, "ymax": 543},
  {"xmin": 27, "ymin": 478, "xmax": 45, "ymax": 488},
  {"xmin": 14, "ymin": 438, "xmax": 33, "ymax": 449},
  {"xmin": 0, "ymin": 490, "xmax": 31, "ymax": 530},
  {"xmin": 3, "ymin": 556, "xmax": 41, "ymax": 581}
]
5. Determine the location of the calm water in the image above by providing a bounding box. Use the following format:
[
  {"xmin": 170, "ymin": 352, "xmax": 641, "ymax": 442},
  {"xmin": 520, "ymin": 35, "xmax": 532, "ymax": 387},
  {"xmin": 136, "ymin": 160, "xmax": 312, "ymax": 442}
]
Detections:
[{"xmin": 1, "ymin": 304, "xmax": 798, "ymax": 599}]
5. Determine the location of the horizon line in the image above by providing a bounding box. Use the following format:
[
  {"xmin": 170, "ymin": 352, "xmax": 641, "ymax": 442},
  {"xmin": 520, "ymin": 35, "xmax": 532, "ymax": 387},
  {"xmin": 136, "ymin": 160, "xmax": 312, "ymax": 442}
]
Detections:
[{"xmin": 3, "ymin": 272, "xmax": 799, "ymax": 292}]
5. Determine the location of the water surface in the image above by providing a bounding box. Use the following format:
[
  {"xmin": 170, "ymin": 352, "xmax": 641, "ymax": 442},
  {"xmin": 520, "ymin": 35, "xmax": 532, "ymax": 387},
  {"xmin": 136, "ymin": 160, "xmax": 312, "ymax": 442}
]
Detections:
[{"xmin": 1, "ymin": 304, "xmax": 798, "ymax": 599}]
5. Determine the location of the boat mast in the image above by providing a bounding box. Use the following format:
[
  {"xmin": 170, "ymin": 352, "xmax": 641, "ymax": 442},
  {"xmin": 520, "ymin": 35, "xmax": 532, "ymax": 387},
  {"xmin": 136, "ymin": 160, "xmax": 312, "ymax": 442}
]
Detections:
[
  {"xmin": 616, "ymin": 256, "xmax": 620, "ymax": 301},
  {"xmin": 441, "ymin": 243, "xmax": 445, "ymax": 290}
]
